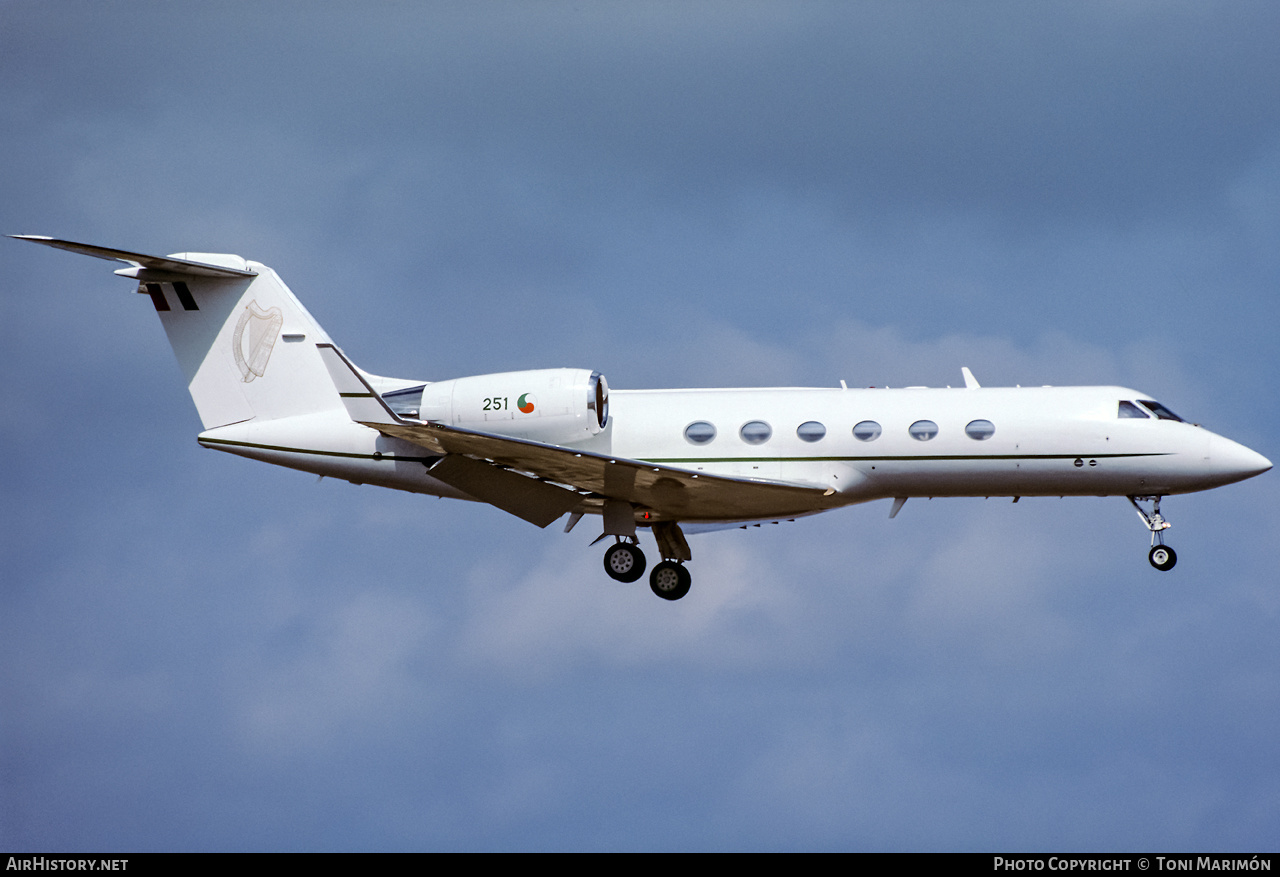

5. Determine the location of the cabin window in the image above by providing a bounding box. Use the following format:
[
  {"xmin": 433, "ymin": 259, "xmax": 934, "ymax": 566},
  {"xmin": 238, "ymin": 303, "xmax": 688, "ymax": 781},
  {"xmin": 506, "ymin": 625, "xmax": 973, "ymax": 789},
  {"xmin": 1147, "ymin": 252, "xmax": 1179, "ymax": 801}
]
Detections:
[
  {"xmin": 684, "ymin": 421, "xmax": 717, "ymax": 445},
  {"xmin": 740, "ymin": 421, "xmax": 773, "ymax": 445},
  {"xmin": 382, "ymin": 385, "xmax": 425, "ymax": 419},
  {"xmin": 1138, "ymin": 400, "xmax": 1185, "ymax": 422},
  {"xmin": 796, "ymin": 421, "xmax": 827, "ymax": 443},
  {"xmin": 1118, "ymin": 401, "xmax": 1150, "ymax": 419},
  {"xmin": 908, "ymin": 420, "xmax": 939, "ymax": 441},
  {"xmin": 853, "ymin": 421, "xmax": 882, "ymax": 442},
  {"xmin": 965, "ymin": 419, "xmax": 995, "ymax": 440}
]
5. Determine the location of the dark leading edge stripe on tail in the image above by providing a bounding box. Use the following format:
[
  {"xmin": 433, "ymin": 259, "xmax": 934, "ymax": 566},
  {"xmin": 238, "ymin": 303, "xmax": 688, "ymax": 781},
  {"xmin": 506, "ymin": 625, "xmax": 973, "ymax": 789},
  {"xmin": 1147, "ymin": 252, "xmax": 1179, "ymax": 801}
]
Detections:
[
  {"xmin": 173, "ymin": 281, "xmax": 199, "ymax": 311},
  {"xmin": 139, "ymin": 281, "xmax": 199, "ymax": 312},
  {"xmin": 141, "ymin": 283, "xmax": 169, "ymax": 311}
]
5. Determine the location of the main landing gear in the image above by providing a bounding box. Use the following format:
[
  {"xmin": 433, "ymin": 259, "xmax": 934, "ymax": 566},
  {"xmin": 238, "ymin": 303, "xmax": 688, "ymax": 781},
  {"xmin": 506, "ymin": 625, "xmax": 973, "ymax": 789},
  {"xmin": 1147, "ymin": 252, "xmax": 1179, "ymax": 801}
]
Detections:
[
  {"xmin": 1129, "ymin": 495, "xmax": 1177, "ymax": 571},
  {"xmin": 648, "ymin": 561, "xmax": 692, "ymax": 601},
  {"xmin": 601, "ymin": 522, "xmax": 693, "ymax": 600},
  {"xmin": 603, "ymin": 539, "xmax": 646, "ymax": 583}
]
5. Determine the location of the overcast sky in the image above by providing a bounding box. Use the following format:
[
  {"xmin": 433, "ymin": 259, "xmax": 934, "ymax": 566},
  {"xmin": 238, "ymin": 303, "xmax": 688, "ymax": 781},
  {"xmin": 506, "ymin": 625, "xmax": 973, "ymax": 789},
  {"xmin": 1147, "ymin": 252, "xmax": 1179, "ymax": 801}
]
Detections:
[{"xmin": 2, "ymin": 1, "xmax": 1278, "ymax": 852}]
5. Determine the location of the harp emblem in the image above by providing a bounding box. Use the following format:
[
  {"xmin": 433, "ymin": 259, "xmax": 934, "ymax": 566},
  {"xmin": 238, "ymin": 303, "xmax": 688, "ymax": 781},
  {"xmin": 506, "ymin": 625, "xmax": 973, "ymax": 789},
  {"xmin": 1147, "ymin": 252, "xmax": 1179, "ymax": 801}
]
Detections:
[{"xmin": 231, "ymin": 301, "xmax": 284, "ymax": 383}]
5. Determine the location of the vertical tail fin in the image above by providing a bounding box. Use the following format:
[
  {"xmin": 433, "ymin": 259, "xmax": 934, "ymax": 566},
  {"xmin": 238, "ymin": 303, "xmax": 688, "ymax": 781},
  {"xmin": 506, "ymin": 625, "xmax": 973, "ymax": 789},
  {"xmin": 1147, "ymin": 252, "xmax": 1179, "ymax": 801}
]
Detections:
[{"xmin": 12, "ymin": 236, "xmax": 345, "ymax": 429}]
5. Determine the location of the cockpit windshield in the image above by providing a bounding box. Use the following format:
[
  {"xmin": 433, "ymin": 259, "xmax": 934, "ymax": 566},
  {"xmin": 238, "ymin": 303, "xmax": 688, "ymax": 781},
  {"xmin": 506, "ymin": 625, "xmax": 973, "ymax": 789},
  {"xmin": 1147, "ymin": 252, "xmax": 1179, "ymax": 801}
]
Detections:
[
  {"xmin": 1138, "ymin": 400, "xmax": 1185, "ymax": 422},
  {"xmin": 1118, "ymin": 401, "xmax": 1149, "ymax": 419}
]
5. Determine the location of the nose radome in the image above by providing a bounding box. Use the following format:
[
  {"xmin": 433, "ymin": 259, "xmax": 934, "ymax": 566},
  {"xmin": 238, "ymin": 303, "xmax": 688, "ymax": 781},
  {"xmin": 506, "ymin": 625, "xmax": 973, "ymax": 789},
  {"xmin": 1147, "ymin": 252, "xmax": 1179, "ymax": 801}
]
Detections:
[{"xmin": 1210, "ymin": 435, "xmax": 1273, "ymax": 484}]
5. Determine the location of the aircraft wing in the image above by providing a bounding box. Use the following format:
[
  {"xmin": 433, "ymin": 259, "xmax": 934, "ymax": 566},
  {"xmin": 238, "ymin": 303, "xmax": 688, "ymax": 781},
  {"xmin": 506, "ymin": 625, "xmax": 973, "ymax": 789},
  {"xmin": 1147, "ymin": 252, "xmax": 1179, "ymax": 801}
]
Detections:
[
  {"xmin": 373, "ymin": 417, "xmax": 838, "ymax": 523},
  {"xmin": 317, "ymin": 344, "xmax": 839, "ymax": 527}
]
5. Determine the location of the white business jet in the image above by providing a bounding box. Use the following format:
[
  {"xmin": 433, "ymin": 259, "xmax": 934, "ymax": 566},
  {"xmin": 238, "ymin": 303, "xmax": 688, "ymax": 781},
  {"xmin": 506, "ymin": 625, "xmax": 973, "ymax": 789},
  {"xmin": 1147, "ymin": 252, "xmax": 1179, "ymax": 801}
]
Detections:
[{"xmin": 15, "ymin": 235, "xmax": 1271, "ymax": 600}]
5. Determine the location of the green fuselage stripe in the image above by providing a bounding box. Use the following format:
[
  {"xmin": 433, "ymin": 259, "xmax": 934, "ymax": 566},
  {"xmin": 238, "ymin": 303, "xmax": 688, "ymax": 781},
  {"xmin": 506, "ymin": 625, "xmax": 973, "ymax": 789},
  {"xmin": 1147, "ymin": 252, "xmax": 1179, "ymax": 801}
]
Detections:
[
  {"xmin": 639, "ymin": 453, "xmax": 1169, "ymax": 464},
  {"xmin": 201, "ymin": 436, "xmax": 1167, "ymax": 467}
]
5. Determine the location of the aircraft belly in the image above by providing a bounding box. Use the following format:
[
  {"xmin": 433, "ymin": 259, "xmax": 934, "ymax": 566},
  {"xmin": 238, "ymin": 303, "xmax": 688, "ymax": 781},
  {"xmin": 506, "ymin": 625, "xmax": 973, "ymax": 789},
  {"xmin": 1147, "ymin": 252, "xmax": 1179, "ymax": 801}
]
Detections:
[
  {"xmin": 196, "ymin": 414, "xmax": 475, "ymax": 501},
  {"xmin": 863, "ymin": 454, "xmax": 1183, "ymax": 498},
  {"xmin": 869, "ymin": 458, "xmax": 1021, "ymax": 496}
]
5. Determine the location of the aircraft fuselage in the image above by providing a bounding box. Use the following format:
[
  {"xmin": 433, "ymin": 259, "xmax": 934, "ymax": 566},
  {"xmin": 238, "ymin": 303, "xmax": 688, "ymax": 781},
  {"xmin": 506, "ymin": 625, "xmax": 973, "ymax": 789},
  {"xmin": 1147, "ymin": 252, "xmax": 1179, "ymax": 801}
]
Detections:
[
  {"xmin": 609, "ymin": 385, "xmax": 1264, "ymax": 505},
  {"xmin": 200, "ymin": 384, "xmax": 1269, "ymax": 523}
]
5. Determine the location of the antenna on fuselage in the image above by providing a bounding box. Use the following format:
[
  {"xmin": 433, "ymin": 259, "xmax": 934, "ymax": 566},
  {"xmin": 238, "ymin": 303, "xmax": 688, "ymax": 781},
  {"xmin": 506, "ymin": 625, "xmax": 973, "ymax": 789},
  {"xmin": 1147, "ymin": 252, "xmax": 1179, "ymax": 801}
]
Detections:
[{"xmin": 961, "ymin": 367, "xmax": 980, "ymax": 389}]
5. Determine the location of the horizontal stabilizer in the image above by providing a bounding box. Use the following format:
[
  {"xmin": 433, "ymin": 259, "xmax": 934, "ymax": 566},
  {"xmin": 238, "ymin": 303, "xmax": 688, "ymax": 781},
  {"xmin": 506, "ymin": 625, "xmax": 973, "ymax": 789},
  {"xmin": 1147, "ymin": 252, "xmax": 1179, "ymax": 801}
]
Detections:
[{"xmin": 10, "ymin": 235, "xmax": 257, "ymax": 278}]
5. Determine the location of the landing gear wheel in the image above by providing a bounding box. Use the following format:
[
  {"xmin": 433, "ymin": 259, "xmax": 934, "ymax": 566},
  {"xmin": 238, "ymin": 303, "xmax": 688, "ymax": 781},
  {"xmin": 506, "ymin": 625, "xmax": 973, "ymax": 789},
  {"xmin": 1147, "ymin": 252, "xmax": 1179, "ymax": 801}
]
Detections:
[
  {"xmin": 604, "ymin": 542, "xmax": 646, "ymax": 583},
  {"xmin": 1149, "ymin": 545, "xmax": 1177, "ymax": 571},
  {"xmin": 649, "ymin": 561, "xmax": 691, "ymax": 601}
]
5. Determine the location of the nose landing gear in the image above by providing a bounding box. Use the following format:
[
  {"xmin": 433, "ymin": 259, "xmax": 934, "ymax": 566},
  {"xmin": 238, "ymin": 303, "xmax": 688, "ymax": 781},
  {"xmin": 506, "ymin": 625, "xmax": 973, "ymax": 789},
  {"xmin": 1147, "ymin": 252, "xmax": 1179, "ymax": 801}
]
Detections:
[
  {"xmin": 1129, "ymin": 496, "xmax": 1177, "ymax": 571},
  {"xmin": 1148, "ymin": 544, "xmax": 1177, "ymax": 572}
]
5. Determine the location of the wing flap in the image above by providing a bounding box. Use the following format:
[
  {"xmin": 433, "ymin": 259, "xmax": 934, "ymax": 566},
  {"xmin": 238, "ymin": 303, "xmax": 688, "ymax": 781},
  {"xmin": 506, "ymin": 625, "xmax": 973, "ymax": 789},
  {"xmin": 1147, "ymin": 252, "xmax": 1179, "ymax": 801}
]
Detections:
[
  {"xmin": 426, "ymin": 454, "xmax": 583, "ymax": 528},
  {"xmin": 372, "ymin": 419, "xmax": 832, "ymax": 520}
]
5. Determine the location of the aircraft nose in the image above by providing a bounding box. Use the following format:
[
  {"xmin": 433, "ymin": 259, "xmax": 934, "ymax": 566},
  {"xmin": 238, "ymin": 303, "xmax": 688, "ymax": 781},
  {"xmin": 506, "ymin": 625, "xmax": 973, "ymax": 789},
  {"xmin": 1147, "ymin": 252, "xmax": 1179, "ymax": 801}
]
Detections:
[{"xmin": 1209, "ymin": 434, "xmax": 1272, "ymax": 485}]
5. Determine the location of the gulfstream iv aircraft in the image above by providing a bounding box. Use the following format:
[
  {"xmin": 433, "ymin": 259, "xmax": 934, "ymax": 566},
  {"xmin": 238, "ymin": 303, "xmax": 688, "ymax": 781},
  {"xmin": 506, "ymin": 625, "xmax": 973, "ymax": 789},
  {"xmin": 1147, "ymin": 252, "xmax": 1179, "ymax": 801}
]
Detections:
[{"xmin": 17, "ymin": 235, "xmax": 1272, "ymax": 600}]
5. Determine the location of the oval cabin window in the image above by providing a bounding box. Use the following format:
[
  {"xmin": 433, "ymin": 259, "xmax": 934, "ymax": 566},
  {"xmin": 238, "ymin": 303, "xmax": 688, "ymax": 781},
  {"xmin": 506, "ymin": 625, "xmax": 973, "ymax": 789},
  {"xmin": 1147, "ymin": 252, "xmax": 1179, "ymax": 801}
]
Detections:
[
  {"xmin": 853, "ymin": 421, "xmax": 882, "ymax": 442},
  {"xmin": 796, "ymin": 421, "xmax": 827, "ymax": 443},
  {"xmin": 908, "ymin": 420, "xmax": 939, "ymax": 441},
  {"xmin": 965, "ymin": 419, "xmax": 995, "ymax": 440},
  {"xmin": 740, "ymin": 421, "xmax": 773, "ymax": 445},
  {"xmin": 684, "ymin": 421, "xmax": 717, "ymax": 445}
]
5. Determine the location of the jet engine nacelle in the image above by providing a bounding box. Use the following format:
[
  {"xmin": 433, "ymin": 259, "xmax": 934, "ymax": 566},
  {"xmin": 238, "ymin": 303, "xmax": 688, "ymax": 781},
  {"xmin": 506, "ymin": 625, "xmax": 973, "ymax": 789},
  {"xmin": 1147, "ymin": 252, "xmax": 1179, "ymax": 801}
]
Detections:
[{"xmin": 419, "ymin": 368, "xmax": 608, "ymax": 444}]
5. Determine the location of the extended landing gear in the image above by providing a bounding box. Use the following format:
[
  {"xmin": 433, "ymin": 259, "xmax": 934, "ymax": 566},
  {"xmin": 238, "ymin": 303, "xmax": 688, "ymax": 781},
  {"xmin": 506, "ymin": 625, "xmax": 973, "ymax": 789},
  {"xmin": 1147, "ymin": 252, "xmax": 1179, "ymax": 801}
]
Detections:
[
  {"xmin": 649, "ymin": 561, "xmax": 692, "ymax": 601},
  {"xmin": 603, "ymin": 539, "xmax": 646, "ymax": 583},
  {"xmin": 599, "ymin": 521, "xmax": 693, "ymax": 599},
  {"xmin": 1148, "ymin": 544, "xmax": 1177, "ymax": 572},
  {"xmin": 1129, "ymin": 496, "xmax": 1177, "ymax": 571}
]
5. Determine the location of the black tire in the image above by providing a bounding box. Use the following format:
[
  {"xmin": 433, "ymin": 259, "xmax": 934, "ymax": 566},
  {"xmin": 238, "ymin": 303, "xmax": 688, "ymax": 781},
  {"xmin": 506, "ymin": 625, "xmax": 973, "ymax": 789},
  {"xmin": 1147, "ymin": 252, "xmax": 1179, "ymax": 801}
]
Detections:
[
  {"xmin": 1149, "ymin": 545, "xmax": 1177, "ymax": 571},
  {"xmin": 649, "ymin": 561, "xmax": 691, "ymax": 601},
  {"xmin": 604, "ymin": 543, "xmax": 646, "ymax": 583}
]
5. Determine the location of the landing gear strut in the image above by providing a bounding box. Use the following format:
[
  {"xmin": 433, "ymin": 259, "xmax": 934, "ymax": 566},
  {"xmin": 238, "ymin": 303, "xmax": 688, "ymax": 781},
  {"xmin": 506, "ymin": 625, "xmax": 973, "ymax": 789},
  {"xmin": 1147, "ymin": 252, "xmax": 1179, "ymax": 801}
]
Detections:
[
  {"xmin": 1129, "ymin": 495, "xmax": 1177, "ymax": 571},
  {"xmin": 648, "ymin": 521, "xmax": 692, "ymax": 600}
]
